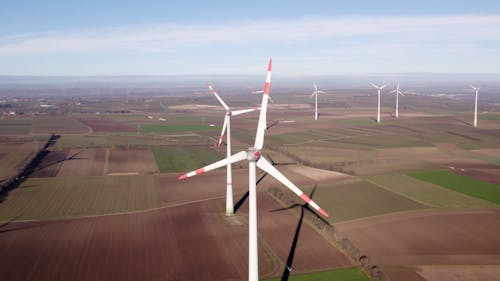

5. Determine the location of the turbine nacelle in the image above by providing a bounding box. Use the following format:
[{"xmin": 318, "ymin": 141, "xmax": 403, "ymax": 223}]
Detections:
[{"xmin": 247, "ymin": 148, "xmax": 261, "ymax": 161}]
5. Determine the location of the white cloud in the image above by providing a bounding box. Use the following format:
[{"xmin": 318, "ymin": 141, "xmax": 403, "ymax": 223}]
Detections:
[{"xmin": 0, "ymin": 15, "xmax": 499, "ymax": 56}]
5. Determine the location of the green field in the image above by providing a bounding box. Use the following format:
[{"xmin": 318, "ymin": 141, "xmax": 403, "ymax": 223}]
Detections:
[
  {"xmin": 298, "ymin": 180, "xmax": 427, "ymax": 222},
  {"xmin": 408, "ymin": 170, "xmax": 500, "ymax": 205},
  {"xmin": 480, "ymin": 114, "xmax": 500, "ymax": 120},
  {"xmin": 141, "ymin": 124, "xmax": 216, "ymax": 133},
  {"xmin": 0, "ymin": 175, "xmax": 162, "ymax": 221},
  {"xmin": 152, "ymin": 145, "xmax": 223, "ymax": 173},
  {"xmin": 264, "ymin": 267, "xmax": 371, "ymax": 281},
  {"xmin": 369, "ymin": 174, "xmax": 497, "ymax": 208},
  {"xmin": 0, "ymin": 119, "xmax": 32, "ymax": 134},
  {"xmin": 54, "ymin": 134, "xmax": 204, "ymax": 148},
  {"xmin": 0, "ymin": 151, "xmax": 32, "ymax": 179}
]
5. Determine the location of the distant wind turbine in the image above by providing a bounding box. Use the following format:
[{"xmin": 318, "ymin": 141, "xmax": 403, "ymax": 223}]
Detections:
[
  {"xmin": 470, "ymin": 85, "xmax": 480, "ymax": 128},
  {"xmin": 209, "ymin": 84, "xmax": 259, "ymax": 216},
  {"xmin": 311, "ymin": 83, "xmax": 326, "ymax": 120},
  {"xmin": 389, "ymin": 83, "xmax": 405, "ymax": 118},
  {"xmin": 370, "ymin": 82, "xmax": 388, "ymax": 123}
]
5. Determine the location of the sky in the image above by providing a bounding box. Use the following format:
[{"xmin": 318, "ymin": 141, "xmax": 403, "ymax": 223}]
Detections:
[{"xmin": 1, "ymin": 0, "xmax": 500, "ymax": 76}]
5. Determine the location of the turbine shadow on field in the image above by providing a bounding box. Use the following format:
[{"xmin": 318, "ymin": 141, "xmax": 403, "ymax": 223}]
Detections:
[
  {"xmin": 0, "ymin": 223, "xmax": 44, "ymax": 234},
  {"xmin": 270, "ymin": 185, "xmax": 331, "ymax": 281},
  {"xmin": 0, "ymin": 213, "xmax": 42, "ymax": 234},
  {"xmin": 0, "ymin": 134, "xmax": 59, "ymax": 203},
  {"xmin": 233, "ymin": 172, "xmax": 267, "ymax": 214},
  {"xmin": 452, "ymin": 117, "xmax": 472, "ymax": 127},
  {"xmin": 35, "ymin": 150, "xmax": 84, "ymax": 172},
  {"xmin": 233, "ymin": 153, "xmax": 292, "ymax": 214}
]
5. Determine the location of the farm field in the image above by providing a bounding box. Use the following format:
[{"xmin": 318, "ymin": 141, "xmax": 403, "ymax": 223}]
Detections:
[
  {"xmin": 141, "ymin": 124, "xmax": 216, "ymax": 133},
  {"xmin": 106, "ymin": 148, "xmax": 158, "ymax": 174},
  {"xmin": 0, "ymin": 149, "xmax": 33, "ymax": 180},
  {"xmin": 408, "ymin": 170, "xmax": 500, "ymax": 204},
  {"xmin": 0, "ymin": 175, "xmax": 161, "ymax": 221},
  {"xmin": 0, "ymin": 119, "xmax": 32, "ymax": 134},
  {"xmin": 263, "ymin": 267, "xmax": 371, "ymax": 281},
  {"xmin": 336, "ymin": 208, "xmax": 500, "ymax": 266},
  {"xmin": 77, "ymin": 117, "xmax": 136, "ymax": 132},
  {"xmin": 368, "ymin": 174, "xmax": 498, "ymax": 208},
  {"xmin": 414, "ymin": 265, "xmax": 500, "ymax": 281},
  {"xmin": 0, "ymin": 193, "xmax": 352, "ymax": 281},
  {"xmin": 299, "ymin": 180, "xmax": 427, "ymax": 222},
  {"xmin": 29, "ymin": 149, "xmax": 69, "ymax": 177},
  {"xmin": 32, "ymin": 117, "xmax": 90, "ymax": 134},
  {"xmin": 57, "ymin": 148, "xmax": 106, "ymax": 177},
  {"xmin": 152, "ymin": 145, "xmax": 222, "ymax": 173},
  {"xmin": 1, "ymin": 86, "xmax": 500, "ymax": 281}
]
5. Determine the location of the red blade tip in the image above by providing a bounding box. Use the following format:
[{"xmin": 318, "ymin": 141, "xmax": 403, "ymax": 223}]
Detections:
[
  {"xmin": 318, "ymin": 208, "xmax": 329, "ymax": 218},
  {"xmin": 268, "ymin": 58, "xmax": 272, "ymax": 71},
  {"xmin": 178, "ymin": 174, "xmax": 187, "ymax": 180}
]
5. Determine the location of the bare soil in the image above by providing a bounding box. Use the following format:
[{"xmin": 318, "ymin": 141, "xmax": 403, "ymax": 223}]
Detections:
[
  {"xmin": 57, "ymin": 148, "xmax": 106, "ymax": 177},
  {"xmin": 443, "ymin": 161, "xmax": 500, "ymax": 185},
  {"xmin": 0, "ymin": 192, "xmax": 351, "ymax": 281},
  {"xmin": 416, "ymin": 265, "xmax": 500, "ymax": 281},
  {"xmin": 106, "ymin": 148, "xmax": 158, "ymax": 174},
  {"xmin": 30, "ymin": 150, "xmax": 69, "ymax": 177},
  {"xmin": 336, "ymin": 208, "xmax": 500, "ymax": 266}
]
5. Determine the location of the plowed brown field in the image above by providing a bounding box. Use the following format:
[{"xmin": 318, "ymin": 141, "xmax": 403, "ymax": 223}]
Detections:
[
  {"xmin": 57, "ymin": 148, "xmax": 106, "ymax": 177},
  {"xmin": 337, "ymin": 209, "xmax": 500, "ymax": 266},
  {"xmin": 0, "ymin": 192, "xmax": 351, "ymax": 281}
]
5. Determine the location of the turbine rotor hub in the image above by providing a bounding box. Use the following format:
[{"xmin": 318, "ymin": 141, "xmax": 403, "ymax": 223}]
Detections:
[{"xmin": 247, "ymin": 148, "xmax": 261, "ymax": 161}]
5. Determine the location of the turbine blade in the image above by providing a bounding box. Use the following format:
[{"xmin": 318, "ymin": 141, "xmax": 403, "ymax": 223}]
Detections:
[
  {"xmin": 369, "ymin": 82, "xmax": 379, "ymax": 89},
  {"xmin": 313, "ymin": 82, "xmax": 318, "ymax": 91},
  {"xmin": 311, "ymin": 91, "xmax": 317, "ymax": 98},
  {"xmin": 231, "ymin": 107, "xmax": 260, "ymax": 116},
  {"xmin": 178, "ymin": 151, "xmax": 247, "ymax": 180},
  {"xmin": 208, "ymin": 84, "xmax": 230, "ymax": 111},
  {"xmin": 317, "ymin": 91, "xmax": 326, "ymax": 94},
  {"xmin": 254, "ymin": 58, "xmax": 272, "ymax": 150},
  {"xmin": 256, "ymin": 156, "xmax": 329, "ymax": 218},
  {"xmin": 268, "ymin": 95, "xmax": 274, "ymax": 103},
  {"xmin": 380, "ymin": 84, "xmax": 388, "ymax": 90},
  {"xmin": 389, "ymin": 90, "xmax": 397, "ymax": 94},
  {"xmin": 217, "ymin": 115, "xmax": 228, "ymax": 147}
]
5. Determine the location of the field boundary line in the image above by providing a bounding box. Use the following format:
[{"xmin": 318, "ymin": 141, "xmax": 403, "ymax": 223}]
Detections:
[
  {"xmin": 0, "ymin": 194, "xmax": 228, "ymax": 224},
  {"xmin": 103, "ymin": 148, "xmax": 109, "ymax": 174},
  {"xmin": 334, "ymin": 207, "xmax": 497, "ymax": 227}
]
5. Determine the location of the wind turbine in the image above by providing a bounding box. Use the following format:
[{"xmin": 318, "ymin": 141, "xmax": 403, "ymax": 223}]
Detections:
[
  {"xmin": 470, "ymin": 85, "xmax": 480, "ymax": 128},
  {"xmin": 311, "ymin": 83, "xmax": 326, "ymax": 120},
  {"xmin": 370, "ymin": 82, "xmax": 388, "ymax": 123},
  {"xmin": 389, "ymin": 83, "xmax": 405, "ymax": 118},
  {"xmin": 179, "ymin": 59, "xmax": 329, "ymax": 281},
  {"xmin": 209, "ymin": 84, "xmax": 260, "ymax": 216}
]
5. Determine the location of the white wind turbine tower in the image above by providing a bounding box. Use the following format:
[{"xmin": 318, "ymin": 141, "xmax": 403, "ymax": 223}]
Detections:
[
  {"xmin": 470, "ymin": 85, "xmax": 480, "ymax": 128},
  {"xmin": 311, "ymin": 82, "xmax": 326, "ymax": 120},
  {"xmin": 389, "ymin": 83, "xmax": 405, "ymax": 118},
  {"xmin": 179, "ymin": 59, "xmax": 329, "ymax": 281},
  {"xmin": 370, "ymin": 82, "xmax": 388, "ymax": 123},
  {"xmin": 209, "ymin": 84, "xmax": 259, "ymax": 216}
]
